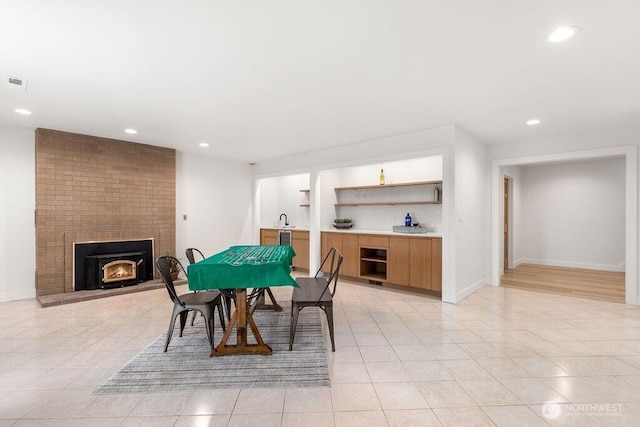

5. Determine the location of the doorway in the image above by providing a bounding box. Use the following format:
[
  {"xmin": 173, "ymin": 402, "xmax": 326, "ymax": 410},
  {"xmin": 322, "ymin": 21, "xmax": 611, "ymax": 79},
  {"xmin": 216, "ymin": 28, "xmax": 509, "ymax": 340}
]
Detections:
[{"xmin": 491, "ymin": 146, "xmax": 637, "ymax": 305}]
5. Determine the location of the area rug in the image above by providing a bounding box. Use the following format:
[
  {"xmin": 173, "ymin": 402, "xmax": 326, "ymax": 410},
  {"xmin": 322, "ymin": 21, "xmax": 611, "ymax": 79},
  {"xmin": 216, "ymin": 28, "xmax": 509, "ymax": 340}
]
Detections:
[{"xmin": 96, "ymin": 308, "xmax": 329, "ymax": 393}]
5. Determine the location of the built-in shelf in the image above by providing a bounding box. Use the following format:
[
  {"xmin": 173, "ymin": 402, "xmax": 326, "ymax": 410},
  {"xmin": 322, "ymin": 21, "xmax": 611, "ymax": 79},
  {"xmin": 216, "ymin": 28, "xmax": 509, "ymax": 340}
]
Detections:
[
  {"xmin": 360, "ymin": 247, "xmax": 387, "ymax": 283},
  {"xmin": 300, "ymin": 189, "xmax": 310, "ymax": 207},
  {"xmin": 335, "ymin": 201, "xmax": 441, "ymax": 207},
  {"xmin": 334, "ymin": 180, "xmax": 441, "ymax": 191},
  {"xmin": 334, "ymin": 180, "xmax": 442, "ymax": 207},
  {"xmin": 360, "ymin": 273, "xmax": 387, "ymax": 282}
]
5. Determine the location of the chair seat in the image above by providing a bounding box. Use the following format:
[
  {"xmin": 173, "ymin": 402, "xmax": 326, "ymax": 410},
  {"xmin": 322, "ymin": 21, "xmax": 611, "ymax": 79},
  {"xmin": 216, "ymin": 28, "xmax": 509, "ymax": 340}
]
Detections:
[
  {"xmin": 292, "ymin": 277, "xmax": 332, "ymax": 302},
  {"xmin": 179, "ymin": 290, "xmax": 221, "ymax": 305}
]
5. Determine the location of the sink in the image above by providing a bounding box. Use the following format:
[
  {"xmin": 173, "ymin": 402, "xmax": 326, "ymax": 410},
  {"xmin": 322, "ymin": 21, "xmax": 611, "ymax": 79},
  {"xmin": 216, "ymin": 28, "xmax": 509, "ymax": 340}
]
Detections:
[
  {"xmin": 278, "ymin": 225, "xmax": 296, "ymax": 229},
  {"xmin": 393, "ymin": 225, "xmax": 427, "ymax": 234}
]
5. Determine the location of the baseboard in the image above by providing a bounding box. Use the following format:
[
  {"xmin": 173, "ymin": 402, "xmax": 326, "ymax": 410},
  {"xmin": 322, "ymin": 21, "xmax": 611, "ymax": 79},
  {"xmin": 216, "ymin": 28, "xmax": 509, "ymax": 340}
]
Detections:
[
  {"xmin": 456, "ymin": 277, "xmax": 488, "ymax": 302},
  {"xmin": 519, "ymin": 258, "xmax": 625, "ymax": 272},
  {"xmin": 0, "ymin": 289, "xmax": 36, "ymax": 303}
]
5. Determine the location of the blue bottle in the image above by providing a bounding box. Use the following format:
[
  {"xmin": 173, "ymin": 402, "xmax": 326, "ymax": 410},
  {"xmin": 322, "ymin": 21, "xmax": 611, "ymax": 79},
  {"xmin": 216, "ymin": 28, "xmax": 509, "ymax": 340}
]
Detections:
[{"xmin": 405, "ymin": 213, "xmax": 412, "ymax": 226}]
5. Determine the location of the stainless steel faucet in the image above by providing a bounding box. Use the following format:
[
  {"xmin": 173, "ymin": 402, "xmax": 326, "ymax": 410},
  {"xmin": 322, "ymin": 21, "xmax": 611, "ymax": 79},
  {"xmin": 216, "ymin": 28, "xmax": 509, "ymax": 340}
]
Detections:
[{"xmin": 279, "ymin": 213, "xmax": 289, "ymax": 226}]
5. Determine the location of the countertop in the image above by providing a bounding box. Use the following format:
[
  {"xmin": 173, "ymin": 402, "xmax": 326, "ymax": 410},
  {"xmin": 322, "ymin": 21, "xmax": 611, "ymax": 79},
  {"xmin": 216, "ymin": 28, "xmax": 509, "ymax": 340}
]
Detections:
[{"xmin": 262, "ymin": 227, "xmax": 442, "ymax": 238}]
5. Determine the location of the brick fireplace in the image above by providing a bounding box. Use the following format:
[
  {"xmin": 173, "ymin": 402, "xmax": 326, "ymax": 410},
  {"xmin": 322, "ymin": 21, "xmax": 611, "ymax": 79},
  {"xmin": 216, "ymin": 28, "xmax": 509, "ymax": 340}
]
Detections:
[{"xmin": 35, "ymin": 129, "xmax": 176, "ymax": 296}]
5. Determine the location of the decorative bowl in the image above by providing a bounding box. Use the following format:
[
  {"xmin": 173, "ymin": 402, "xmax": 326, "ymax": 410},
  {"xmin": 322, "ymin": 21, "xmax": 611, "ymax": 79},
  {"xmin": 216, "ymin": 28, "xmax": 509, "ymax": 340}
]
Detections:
[{"xmin": 333, "ymin": 223, "xmax": 353, "ymax": 229}]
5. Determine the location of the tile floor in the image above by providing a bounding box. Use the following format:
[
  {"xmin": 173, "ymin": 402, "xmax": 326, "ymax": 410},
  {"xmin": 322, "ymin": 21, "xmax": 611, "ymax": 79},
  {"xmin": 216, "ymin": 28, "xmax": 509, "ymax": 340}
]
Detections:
[{"xmin": 1, "ymin": 277, "xmax": 640, "ymax": 426}]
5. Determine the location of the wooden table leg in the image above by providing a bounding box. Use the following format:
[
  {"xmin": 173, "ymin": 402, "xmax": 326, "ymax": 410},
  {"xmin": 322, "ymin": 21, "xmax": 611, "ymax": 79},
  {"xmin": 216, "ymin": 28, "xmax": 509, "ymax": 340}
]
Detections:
[
  {"xmin": 253, "ymin": 287, "xmax": 283, "ymax": 312},
  {"xmin": 210, "ymin": 289, "xmax": 273, "ymax": 356}
]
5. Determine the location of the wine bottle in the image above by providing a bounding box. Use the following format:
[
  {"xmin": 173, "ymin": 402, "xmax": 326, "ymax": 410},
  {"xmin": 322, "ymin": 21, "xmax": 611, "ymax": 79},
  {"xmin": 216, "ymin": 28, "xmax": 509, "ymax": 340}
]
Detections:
[{"xmin": 379, "ymin": 169, "xmax": 385, "ymax": 185}]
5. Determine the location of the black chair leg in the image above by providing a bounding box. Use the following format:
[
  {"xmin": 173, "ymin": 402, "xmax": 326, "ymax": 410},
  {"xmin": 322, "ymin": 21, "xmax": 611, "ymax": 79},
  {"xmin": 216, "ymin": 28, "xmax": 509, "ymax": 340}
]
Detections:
[
  {"xmin": 224, "ymin": 296, "xmax": 233, "ymax": 321},
  {"xmin": 179, "ymin": 311, "xmax": 188, "ymax": 337},
  {"xmin": 190, "ymin": 310, "xmax": 198, "ymax": 326},
  {"xmin": 164, "ymin": 307, "xmax": 181, "ymax": 352},
  {"xmin": 289, "ymin": 303, "xmax": 301, "ymax": 351},
  {"xmin": 217, "ymin": 301, "xmax": 226, "ymax": 331},
  {"xmin": 325, "ymin": 305, "xmax": 335, "ymax": 352}
]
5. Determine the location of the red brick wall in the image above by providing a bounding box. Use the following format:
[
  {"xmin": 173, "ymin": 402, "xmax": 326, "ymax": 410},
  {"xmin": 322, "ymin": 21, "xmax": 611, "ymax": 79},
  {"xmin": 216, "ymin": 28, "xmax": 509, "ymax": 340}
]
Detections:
[{"xmin": 35, "ymin": 129, "xmax": 176, "ymax": 295}]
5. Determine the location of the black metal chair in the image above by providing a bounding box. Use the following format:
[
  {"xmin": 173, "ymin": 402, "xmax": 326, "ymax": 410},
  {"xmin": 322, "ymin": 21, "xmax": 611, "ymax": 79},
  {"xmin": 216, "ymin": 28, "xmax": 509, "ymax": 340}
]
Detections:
[
  {"xmin": 156, "ymin": 256, "xmax": 226, "ymax": 352},
  {"xmin": 185, "ymin": 247, "xmax": 205, "ymax": 265},
  {"xmin": 185, "ymin": 247, "xmax": 234, "ymax": 322},
  {"xmin": 289, "ymin": 247, "xmax": 343, "ymax": 352}
]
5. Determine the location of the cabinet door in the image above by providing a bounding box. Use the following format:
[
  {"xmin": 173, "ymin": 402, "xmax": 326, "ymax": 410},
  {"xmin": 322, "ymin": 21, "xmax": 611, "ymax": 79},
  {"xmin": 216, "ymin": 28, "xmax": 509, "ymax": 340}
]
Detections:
[
  {"xmin": 431, "ymin": 238, "xmax": 442, "ymax": 292},
  {"xmin": 388, "ymin": 236, "xmax": 410, "ymax": 286},
  {"xmin": 291, "ymin": 231, "xmax": 309, "ymax": 270},
  {"xmin": 409, "ymin": 238, "xmax": 432, "ymax": 290},
  {"xmin": 341, "ymin": 234, "xmax": 359, "ymax": 278},
  {"xmin": 260, "ymin": 229, "xmax": 278, "ymax": 245},
  {"xmin": 321, "ymin": 232, "xmax": 343, "ymax": 274}
]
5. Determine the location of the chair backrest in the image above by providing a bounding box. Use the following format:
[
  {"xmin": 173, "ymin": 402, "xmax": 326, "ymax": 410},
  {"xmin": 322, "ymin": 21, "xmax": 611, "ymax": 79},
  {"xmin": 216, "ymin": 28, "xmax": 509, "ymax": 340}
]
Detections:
[
  {"xmin": 156, "ymin": 256, "xmax": 187, "ymax": 306},
  {"xmin": 315, "ymin": 247, "xmax": 344, "ymax": 299},
  {"xmin": 185, "ymin": 247, "xmax": 205, "ymax": 265}
]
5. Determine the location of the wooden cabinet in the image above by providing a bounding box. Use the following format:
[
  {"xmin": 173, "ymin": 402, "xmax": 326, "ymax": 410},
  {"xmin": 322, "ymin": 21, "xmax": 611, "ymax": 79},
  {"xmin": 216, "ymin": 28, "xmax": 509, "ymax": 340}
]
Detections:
[
  {"xmin": 358, "ymin": 234, "xmax": 389, "ymax": 283},
  {"xmin": 407, "ymin": 237, "xmax": 442, "ymax": 292},
  {"xmin": 430, "ymin": 238, "xmax": 442, "ymax": 292},
  {"xmin": 261, "ymin": 229, "xmax": 309, "ymax": 270},
  {"xmin": 388, "ymin": 236, "xmax": 410, "ymax": 286},
  {"xmin": 341, "ymin": 234, "xmax": 359, "ymax": 278},
  {"xmin": 291, "ymin": 230, "xmax": 309, "ymax": 270},
  {"xmin": 321, "ymin": 231, "xmax": 442, "ymax": 294},
  {"xmin": 409, "ymin": 238, "xmax": 432, "ymax": 290},
  {"xmin": 260, "ymin": 229, "xmax": 278, "ymax": 245}
]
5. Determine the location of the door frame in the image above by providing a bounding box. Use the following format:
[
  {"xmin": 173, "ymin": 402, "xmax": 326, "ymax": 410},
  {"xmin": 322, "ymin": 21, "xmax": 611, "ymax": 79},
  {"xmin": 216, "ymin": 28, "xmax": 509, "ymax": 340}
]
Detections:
[{"xmin": 503, "ymin": 175, "xmax": 511, "ymax": 271}]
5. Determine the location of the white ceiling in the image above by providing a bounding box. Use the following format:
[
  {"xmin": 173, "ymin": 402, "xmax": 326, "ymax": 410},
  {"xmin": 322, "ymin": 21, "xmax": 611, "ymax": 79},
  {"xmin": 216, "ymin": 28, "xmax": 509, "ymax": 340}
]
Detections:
[{"xmin": 1, "ymin": 1, "xmax": 639, "ymax": 163}]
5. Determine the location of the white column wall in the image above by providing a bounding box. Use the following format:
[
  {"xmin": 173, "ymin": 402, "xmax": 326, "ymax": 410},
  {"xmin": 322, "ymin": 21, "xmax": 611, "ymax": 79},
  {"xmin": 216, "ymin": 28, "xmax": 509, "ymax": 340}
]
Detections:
[
  {"xmin": 176, "ymin": 152, "xmax": 254, "ymax": 260},
  {"xmin": 452, "ymin": 128, "xmax": 490, "ymax": 301},
  {"xmin": 0, "ymin": 126, "xmax": 36, "ymax": 302}
]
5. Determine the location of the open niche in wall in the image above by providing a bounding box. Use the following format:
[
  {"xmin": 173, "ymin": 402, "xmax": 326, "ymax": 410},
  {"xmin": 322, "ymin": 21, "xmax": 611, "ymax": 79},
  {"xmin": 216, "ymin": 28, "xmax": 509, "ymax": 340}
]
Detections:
[{"xmin": 322, "ymin": 156, "xmax": 444, "ymax": 232}]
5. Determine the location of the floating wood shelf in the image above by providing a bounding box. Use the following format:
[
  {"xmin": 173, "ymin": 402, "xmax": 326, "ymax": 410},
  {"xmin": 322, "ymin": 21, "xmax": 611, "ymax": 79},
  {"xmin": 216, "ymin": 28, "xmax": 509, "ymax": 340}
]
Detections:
[
  {"xmin": 360, "ymin": 273, "xmax": 387, "ymax": 282},
  {"xmin": 361, "ymin": 256, "xmax": 387, "ymax": 263},
  {"xmin": 334, "ymin": 180, "xmax": 441, "ymax": 191},
  {"xmin": 335, "ymin": 201, "xmax": 441, "ymax": 207}
]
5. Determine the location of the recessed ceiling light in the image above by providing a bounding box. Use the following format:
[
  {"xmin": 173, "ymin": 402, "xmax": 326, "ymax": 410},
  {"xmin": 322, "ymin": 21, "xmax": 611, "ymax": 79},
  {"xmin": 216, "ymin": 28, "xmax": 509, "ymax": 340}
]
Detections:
[
  {"xmin": 15, "ymin": 108, "xmax": 32, "ymax": 115},
  {"xmin": 526, "ymin": 119, "xmax": 541, "ymax": 126},
  {"xmin": 199, "ymin": 142, "xmax": 209, "ymax": 147},
  {"xmin": 124, "ymin": 128, "xmax": 137, "ymax": 135},
  {"xmin": 548, "ymin": 26, "xmax": 579, "ymax": 42}
]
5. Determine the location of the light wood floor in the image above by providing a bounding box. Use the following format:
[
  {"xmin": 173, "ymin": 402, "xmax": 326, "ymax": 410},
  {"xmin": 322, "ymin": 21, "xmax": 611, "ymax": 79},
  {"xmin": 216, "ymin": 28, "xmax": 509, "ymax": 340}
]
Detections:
[{"xmin": 501, "ymin": 263, "xmax": 625, "ymax": 303}]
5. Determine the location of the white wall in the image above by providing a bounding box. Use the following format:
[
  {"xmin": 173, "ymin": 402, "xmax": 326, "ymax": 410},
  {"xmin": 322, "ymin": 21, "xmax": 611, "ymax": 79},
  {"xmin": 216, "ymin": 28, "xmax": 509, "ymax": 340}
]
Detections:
[
  {"xmin": 0, "ymin": 126, "xmax": 36, "ymax": 302},
  {"xmin": 176, "ymin": 152, "xmax": 253, "ymax": 261},
  {"xmin": 259, "ymin": 173, "xmax": 310, "ymax": 228},
  {"xmin": 452, "ymin": 128, "xmax": 490, "ymax": 301},
  {"xmin": 519, "ymin": 158, "xmax": 625, "ymax": 271}
]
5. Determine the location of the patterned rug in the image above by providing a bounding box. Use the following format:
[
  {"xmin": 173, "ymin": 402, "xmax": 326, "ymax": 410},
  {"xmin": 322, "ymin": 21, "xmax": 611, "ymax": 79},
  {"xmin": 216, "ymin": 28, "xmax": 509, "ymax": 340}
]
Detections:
[{"xmin": 96, "ymin": 308, "xmax": 329, "ymax": 393}]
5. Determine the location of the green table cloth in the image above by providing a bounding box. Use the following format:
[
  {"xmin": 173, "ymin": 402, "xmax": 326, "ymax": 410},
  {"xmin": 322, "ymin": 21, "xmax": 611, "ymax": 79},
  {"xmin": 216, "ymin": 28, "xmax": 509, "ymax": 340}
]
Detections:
[{"xmin": 187, "ymin": 245, "xmax": 297, "ymax": 291}]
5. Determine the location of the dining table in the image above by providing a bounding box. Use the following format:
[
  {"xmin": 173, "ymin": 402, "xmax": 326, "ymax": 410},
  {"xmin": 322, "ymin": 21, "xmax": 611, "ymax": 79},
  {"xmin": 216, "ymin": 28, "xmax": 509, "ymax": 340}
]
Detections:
[{"xmin": 187, "ymin": 245, "xmax": 297, "ymax": 356}]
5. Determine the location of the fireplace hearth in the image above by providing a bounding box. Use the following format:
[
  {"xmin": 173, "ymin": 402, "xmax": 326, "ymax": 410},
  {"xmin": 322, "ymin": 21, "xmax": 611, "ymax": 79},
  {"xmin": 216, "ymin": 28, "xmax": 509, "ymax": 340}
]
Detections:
[{"xmin": 74, "ymin": 239, "xmax": 154, "ymax": 291}]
